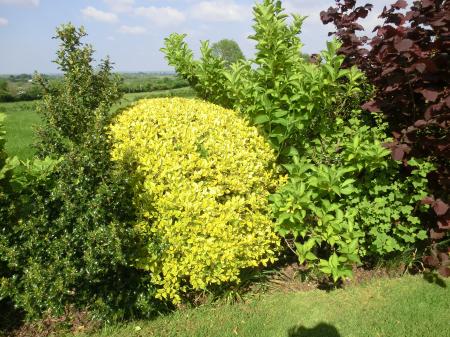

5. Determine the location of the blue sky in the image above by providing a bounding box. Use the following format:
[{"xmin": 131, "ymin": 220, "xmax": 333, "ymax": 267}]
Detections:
[{"xmin": 0, "ymin": 0, "xmax": 393, "ymax": 74}]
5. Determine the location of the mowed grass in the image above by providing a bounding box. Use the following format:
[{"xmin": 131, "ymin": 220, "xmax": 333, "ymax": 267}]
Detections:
[
  {"xmin": 75, "ymin": 275, "xmax": 449, "ymax": 337},
  {"xmin": 0, "ymin": 87, "xmax": 195, "ymax": 160}
]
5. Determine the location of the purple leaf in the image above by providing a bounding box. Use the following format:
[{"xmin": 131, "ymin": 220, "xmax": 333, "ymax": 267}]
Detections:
[
  {"xmin": 420, "ymin": 89, "xmax": 439, "ymax": 102},
  {"xmin": 414, "ymin": 63, "xmax": 426, "ymax": 73},
  {"xmin": 433, "ymin": 199, "xmax": 449, "ymax": 216},
  {"xmin": 438, "ymin": 253, "xmax": 449, "ymax": 263},
  {"xmin": 393, "ymin": 0, "xmax": 408, "ymax": 9},
  {"xmin": 422, "ymin": 0, "xmax": 435, "ymax": 7},
  {"xmin": 437, "ymin": 216, "xmax": 450, "ymax": 229},
  {"xmin": 421, "ymin": 196, "xmax": 435, "ymax": 205},
  {"xmin": 414, "ymin": 120, "xmax": 427, "ymax": 127},
  {"xmin": 438, "ymin": 267, "xmax": 450, "ymax": 278},
  {"xmin": 423, "ymin": 255, "xmax": 440, "ymax": 267},
  {"xmin": 394, "ymin": 39, "xmax": 413, "ymax": 51},
  {"xmin": 392, "ymin": 147, "xmax": 404, "ymax": 161},
  {"xmin": 430, "ymin": 229, "xmax": 446, "ymax": 240}
]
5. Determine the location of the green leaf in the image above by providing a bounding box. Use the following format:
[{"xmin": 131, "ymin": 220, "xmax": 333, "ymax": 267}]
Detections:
[
  {"xmin": 253, "ymin": 114, "xmax": 270, "ymax": 124},
  {"xmin": 274, "ymin": 109, "xmax": 289, "ymax": 118},
  {"xmin": 305, "ymin": 252, "xmax": 317, "ymax": 261}
]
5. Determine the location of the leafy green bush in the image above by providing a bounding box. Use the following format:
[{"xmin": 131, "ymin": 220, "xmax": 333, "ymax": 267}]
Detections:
[
  {"xmin": 0, "ymin": 80, "xmax": 14, "ymax": 102},
  {"xmin": 162, "ymin": 0, "xmax": 367, "ymax": 162},
  {"xmin": 0, "ymin": 114, "xmax": 17, "ymax": 257},
  {"xmin": 0, "ymin": 113, "xmax": 21, "ymax": 332},
  {"xmin": 0, "ymin": 113, "xmax": 22, "ymax": 285},
  {"xmin": 0, "ymin": 114, "xmax": 12, "ymax": 180},
  {"xmin": 33, "ymin": 24, "xmax": 122, "ymax": 157},
  {"xmin": 162, "ymin": 0, "xmax": 434, "ymax": 281},
  {"xmin": 109, "ymin": 97, "xmax": 281, "ymax": 303},
  {"xmin": 270, "ymin": 115, "xmax": 433, "ymax": 281},
  {"xmin": 0, "ymin": 24, "xmax": 157, "ymax": 320},
  {"xmin": 161, "ymin": 35, "xmax": 231, "ymax": 108}
]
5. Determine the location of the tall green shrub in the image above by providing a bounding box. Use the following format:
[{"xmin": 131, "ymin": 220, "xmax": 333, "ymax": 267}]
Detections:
[
  {"xmin": 0, "ymin": 24, "xmax": 156, "ymax": 320},
  {"xmin": 34, "ymin": 24, "xmax": 122, "ymax": 156},
  {"xmin": 162, "ymin": 0, "xmax": 433, "ymax": 281},
  {"xmin": 162, "ymin": 0, "xmax": 367, "ymax": 161},
  {"xmin": 0, "ymin": 114, "xmax": 17, "ymax": 264},
  {"xmin": 161, "ymin": 35, "xmax": 231, "ymax": 108}
]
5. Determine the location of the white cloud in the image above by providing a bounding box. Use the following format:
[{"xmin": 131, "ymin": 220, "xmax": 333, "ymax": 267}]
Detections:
[
  {"xmin": 103, "ymin": 0, "xmax": 134, "ymax": 13},
  {"xmin": 107, "ymin": 35, "xmax": 115, "ymax": 41},
  {"xmin": 190, "ymin": 1, "xmax": 251, "ymax": 23},
  {"xmin": 119, "ymin": 25, "xmax": 147, "ymax": 35},
  {"xmin": 81, "ymin": 6, "xmax": 118, "ymax": 23},
  {"xmin": 283, "ymin": 0, "xmax": 331, "ymax": 25},
  {"xmin": 0, "ymin": 17, "xmax": 8, "ymax": 26},
  {"xmin": 0, "ymin": 0, "xmax": 39, "ymax": 6},
  {"xmin": 135, "ymin": 6, "xmax": 186, "ymax": 27}
]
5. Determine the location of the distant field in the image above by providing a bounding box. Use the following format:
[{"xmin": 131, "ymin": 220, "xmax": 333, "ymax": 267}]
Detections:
[
  {"xmin": 119, "ymin": 73, "xmax": 188, "ymax": 93},
  {"xmin": 0, "ymin": 73, "xmax": 188, "ymax": 103},
  {"xmin": 0, "ymin": 87, "xmax": 195, "ymax": 160},
  {"xmin": 0, "ymin": 100, "xmax": 40, "ymax": 159}
]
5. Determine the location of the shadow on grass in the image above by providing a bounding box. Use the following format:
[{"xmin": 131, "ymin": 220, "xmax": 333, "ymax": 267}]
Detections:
[
  {"xmin": 287, "ymin": 323, "xmax": 341, "ymax": 337},
  {"xmin": 423, "ymin": 272, "xmax": 447, "ymax": 288}
]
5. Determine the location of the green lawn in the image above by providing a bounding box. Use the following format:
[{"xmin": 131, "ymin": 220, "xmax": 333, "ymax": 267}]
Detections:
[
  {"xmin": 0, "ymin": 100, "xmax": 40, "ymax": 160},
  {"xmin": 0, "ymin": 87, "xmax": 195, "ymax": 160},
  {"xmin": 75, "ymin": 275, "xmax": 449, "ymax": 337}
]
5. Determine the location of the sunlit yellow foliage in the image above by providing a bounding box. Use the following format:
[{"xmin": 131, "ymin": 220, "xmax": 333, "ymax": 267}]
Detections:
[{"xmin": 109, "ymin": 97, "xmax": 281, "ymax": 303}]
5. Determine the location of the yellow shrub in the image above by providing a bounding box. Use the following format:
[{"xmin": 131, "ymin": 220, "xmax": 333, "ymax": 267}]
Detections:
[{"xmin": 109, "ymin": 97, "xmax": 280, "ymax": 303}]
